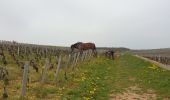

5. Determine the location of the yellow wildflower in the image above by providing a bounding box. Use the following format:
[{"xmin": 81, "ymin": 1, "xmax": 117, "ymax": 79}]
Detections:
[
  {"xmin": 148, "ymin": 64, "xmax": 158, "ymax": 70},
  {"xmin": 90, "ymin": 90, "xmax": 94, "ymax": 94},
  {"xmin": 83, "ymin": 97, "xmax": 91, "ymax": 100},
  {"xmin": 93, "ymin": 88, "xmax": 96, "ymax": 91},
  {"xmin": 81, "ymin": 76, "xmax": 86, "ymax": 81}
]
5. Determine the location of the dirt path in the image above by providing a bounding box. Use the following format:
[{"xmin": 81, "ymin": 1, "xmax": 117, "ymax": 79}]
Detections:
[
  {"xmin": 108, "ymin": 55, "xmax": 158, "ymax": 100},
  {"xmin": 110, "ymin": 86, "xmax": 156, "ymax": 100}
]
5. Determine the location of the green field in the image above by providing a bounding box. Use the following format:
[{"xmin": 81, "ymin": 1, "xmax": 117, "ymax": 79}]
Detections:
[{"xmin": 1, "ymin": 54, "xmax": 170, "ymax": 100}]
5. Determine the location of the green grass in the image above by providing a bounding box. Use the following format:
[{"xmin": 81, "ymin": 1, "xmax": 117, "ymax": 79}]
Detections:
[
  {"xmin": 61, "ymin": 58, "xmax": 113, "ymax": 100},
  {"xmin": 1, "ymin": 54, "xmax": 170, "ymax": 99},
  {"xmin": 109, "ymin": 54, "xmax": 170, "ymax": 99},
  {"xmin": 61, "ymin": 54, "xmax": 170, "ymax": 99}
]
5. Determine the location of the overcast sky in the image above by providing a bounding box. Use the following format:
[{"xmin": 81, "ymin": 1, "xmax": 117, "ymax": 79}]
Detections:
[{"xmin": 0, "ymin": 0, "xmax": 170, "ymax": 49}]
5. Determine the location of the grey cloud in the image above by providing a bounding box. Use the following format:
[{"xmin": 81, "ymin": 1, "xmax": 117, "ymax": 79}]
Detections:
[{"xmin": 0, "ymin": 0, "xmax": 170, "ymax": 49}]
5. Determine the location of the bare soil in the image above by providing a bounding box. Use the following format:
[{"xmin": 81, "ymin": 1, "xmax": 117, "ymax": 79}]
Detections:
[{"xmin": 110, "ymin": 86, "xmax": 156, "ymax": 100}]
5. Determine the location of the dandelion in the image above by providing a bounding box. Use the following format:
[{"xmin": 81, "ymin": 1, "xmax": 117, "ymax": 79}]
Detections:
[
  {"xmin": 59, "ymin": 93, "xmax": 63, "ymax": 96},
  {"xmin": 81, "ymin": 76, "xmax": 86, "ymax": 81},
  {"xmin": 148, "ymin": 64, "xmax": 158, "ymax": 70},
  {"xmin": 90, "ymin": 90, "xmax": 94, "ymax": 94},
  {"xmin": 93, "ymin": 88, "xmax": 96, "ymax": 91},
  {"xmin": 83, "ymin": 97, "xmax": 91, "ymax": 100}
]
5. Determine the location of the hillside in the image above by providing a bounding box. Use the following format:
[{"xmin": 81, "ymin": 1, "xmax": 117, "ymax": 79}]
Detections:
[
  {"xmin": 131, "ymin": 48, "xmax": 170, "ymax": 56},
  {"xmin": 1, "ymin": 52, "xmax": 170, "ymax": 99}
]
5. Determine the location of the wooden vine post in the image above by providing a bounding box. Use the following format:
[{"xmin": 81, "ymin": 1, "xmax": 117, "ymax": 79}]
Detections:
[
  {"xmin": 64, "ymin": 54, "xmax": 71, "ymax": 80},
  {"xmin": 20, "ymin": 61, "xmax": 29, "ymax": 98},
  {"xmin": 41, "ymin": 58, "xmax": 49, "ymax": 84},
  {"xmin": 54, "ymin": 55, "xmax": 62, "ymax": 82},
  {"xmin": 75, "ymin": 52, "xmax": 80, "ymax": 66},
  {"xmin": 17, "ymin": 46, "xmax": 20, "ymax": 55},
  {"xmin": 72, "ymin": 53, "xmax": 77, "ymax": 70}
]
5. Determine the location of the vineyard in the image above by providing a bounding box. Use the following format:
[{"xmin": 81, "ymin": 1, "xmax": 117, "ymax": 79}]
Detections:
[
  {"xmin": 133, "ymin": 50, "xmax": 170, "ymax": 66},
  {"xmin": 0, "ymin": 40, "xmax": 170, "ymax": 99},
  {"xmin": 140, "ymin": 55, "xmax": 170, "ymax": 65},
  {"xmin": 0, "ymin": 40, "xmax": 95, "ymax": 99}
]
